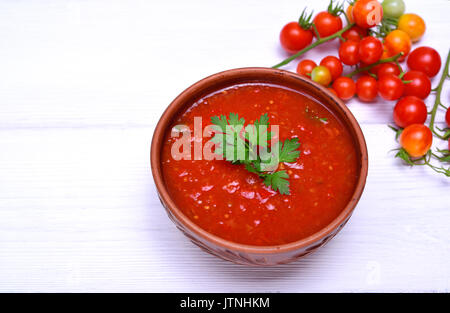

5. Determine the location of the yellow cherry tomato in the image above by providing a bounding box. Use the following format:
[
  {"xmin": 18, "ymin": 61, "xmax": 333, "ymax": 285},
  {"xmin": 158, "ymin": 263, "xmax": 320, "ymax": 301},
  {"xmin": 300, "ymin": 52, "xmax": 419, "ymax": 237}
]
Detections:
[
  {"xmin": 398, "ymin": 13, "xmax": 426, "ymax": 43},
  {"xmin": 311, "ymin": 66, "xmax": 332, "ymax": 86},
  {"xmin": 385, "ymin": 29, "xmax": 412, "ymax": 61}
]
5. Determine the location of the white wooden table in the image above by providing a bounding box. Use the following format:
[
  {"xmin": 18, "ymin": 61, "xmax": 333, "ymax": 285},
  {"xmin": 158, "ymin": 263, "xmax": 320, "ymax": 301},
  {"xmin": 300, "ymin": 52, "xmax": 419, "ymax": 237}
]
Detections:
[{"xmin": 0, "ymin": 0, "xmax": 449, "ymax": 292}]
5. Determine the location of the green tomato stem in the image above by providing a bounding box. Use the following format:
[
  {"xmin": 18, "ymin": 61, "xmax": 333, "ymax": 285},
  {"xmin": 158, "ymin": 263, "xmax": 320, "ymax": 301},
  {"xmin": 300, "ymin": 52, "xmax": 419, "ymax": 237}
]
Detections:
[
  {"xmin": 346, "ymin": 52, "xmax": 403, "ymax": 78},
  {"xmin": 272, "ymin": 23, "xmax": 355, "ymax": 69},
  {"xmin": 312, "ymin": 23, "xmax": 321, "ymax": 40},
  {"xmin": 429, "ymin": 49, "xmax": 450, "ymax": 140}
]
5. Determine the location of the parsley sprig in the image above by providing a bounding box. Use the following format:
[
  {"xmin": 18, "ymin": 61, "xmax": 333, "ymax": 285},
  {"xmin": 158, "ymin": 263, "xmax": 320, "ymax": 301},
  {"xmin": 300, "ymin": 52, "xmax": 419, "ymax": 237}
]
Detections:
[{"xmin": 209, "ymin": 113, "xmax": 301, "ymax": 195}]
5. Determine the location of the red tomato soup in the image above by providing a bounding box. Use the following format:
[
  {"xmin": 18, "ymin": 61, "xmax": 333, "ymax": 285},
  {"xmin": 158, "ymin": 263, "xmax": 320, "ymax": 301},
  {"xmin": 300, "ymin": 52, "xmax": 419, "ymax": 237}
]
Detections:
[{"xmin": 161, "ymin": 83, "xmax": 358, "ymax": 246}]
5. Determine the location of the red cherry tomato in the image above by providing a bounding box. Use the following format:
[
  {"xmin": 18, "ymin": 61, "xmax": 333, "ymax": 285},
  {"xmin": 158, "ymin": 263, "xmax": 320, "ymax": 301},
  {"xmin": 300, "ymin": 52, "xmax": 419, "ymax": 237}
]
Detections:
[
  {"xmin": 378, "ymin": 74, "xmax": 404, "ymax": 100},
  {"xmin": 320, "ymin": 56, "xmax": 343, "ymax": 80},
  {"xmin": 400, "ymin": 124, "xmax": 433, "ymax": 158},
  {"xmin": 313, "ymin": 12, "xmax": 343, "ymax": 38},
  {"xmin": 358, "ymin": 36, "xmax": 383, "ymax": 64},
  {"xmin": 339, "ymin": 40, "xmax": 360, "ymax": 65},
  {"xmin": 402, "ymin": 70, "xmax": 431, "ymax": 99},
  {"xmin": 297, "ymin": 59, "xmax": 317, "ymax": 76},
  {"xmin": 352, "ymin": 0, "xmax": 384, "ymax": 29},
  {"xmin": 280, "ymin": 22, "xmax": 314, "ymax": 54},
  {"xmin": 393, "ymin": 96, "xmax": 428, "ymax": 128},
  {"xmin": 332, "ymin": 77, "xmax": 356, "ymax": 100},
  {"xmin": 446, "ymin": 107, "xmax": 450, "ymax": 127},
  {"xmin": 341, "ymin": 26, "xmax": 368, "ymax": 42},
  {"xmin": 376, "ymin": 62, "xmax": 402, "ymax": 77},
  {"xmin": 356, "ymin": 75, "xmax": 378, "ymax": 102},
  {"xmin": 407, "ymin": 46, "xmax": 442, "ymax": 77}
]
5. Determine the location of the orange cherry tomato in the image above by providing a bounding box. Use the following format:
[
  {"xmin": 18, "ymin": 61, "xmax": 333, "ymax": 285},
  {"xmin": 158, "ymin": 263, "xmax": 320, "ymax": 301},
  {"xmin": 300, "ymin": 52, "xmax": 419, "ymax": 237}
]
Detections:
[
  {"xmin": 384, "ymin": 30, "xmax": 412, "ymax": 61},
  {"xmin": 381, "ymin": 43, "xmax": 390, "ymax": 59},
  {"xmin": 346, "ymin": 5, "xmax": 354, "ymax": 23},
  {"xmin": 398, "ymin": 13, "xmax": 426, "ymax": 43},
  {"xmin": 352, "ymin": 0, "xmax": 384, "ymax": 29},
  {"xmin": 399, "ymin": 124, "xmax": 433, "ymax": 158}
]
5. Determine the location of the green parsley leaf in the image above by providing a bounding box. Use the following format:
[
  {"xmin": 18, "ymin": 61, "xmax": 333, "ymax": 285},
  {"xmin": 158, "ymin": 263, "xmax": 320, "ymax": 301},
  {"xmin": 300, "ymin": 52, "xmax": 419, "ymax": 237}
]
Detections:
[
  {"xmin": 209, "ymin": 113, "xmax": 301, "ymax": 195},
  {"xmin": 228, "ymin": 113, "xmax": 245, "ymax": 126},
  {"xmin": 278, "ymin": 138, "xmax": 301, "ymax": 163},
  {"xmin": 263, "ymin": 170, "xmax": 290, "ymax": 195},
  {"xmin": 210, "ymin": 115, "xmax": 228, "ymax": 131}
]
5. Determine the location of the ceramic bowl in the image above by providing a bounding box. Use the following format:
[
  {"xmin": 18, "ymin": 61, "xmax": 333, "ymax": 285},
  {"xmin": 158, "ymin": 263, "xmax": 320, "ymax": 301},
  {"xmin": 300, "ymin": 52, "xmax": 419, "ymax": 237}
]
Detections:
[{"xmin": 151, "ymin": 67, "xmax": 368, "ymax": 266}]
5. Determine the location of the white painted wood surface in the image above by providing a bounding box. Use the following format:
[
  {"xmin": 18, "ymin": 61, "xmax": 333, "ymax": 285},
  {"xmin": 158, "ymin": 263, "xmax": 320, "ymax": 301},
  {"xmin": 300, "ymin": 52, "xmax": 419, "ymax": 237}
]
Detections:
[{"xmin": 0, "ymin": 0, "xmax": 449, "ymax": 292}]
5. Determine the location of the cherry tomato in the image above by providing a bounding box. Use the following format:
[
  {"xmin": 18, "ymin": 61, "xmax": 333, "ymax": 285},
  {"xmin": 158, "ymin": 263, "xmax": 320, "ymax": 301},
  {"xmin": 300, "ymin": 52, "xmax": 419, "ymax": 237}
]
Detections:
[
  {"xmin": 398, "ymin": 13, "xmax": 426, "ymax": 43},
  {"xmin": 346, "ymin": 5, "xmax": 354, "ymax": 23},
  {"xmin": 402, "ymin": 71, "xmax": 431, "ymax": 99},
  {"xmin": 339, "ymin": 40, "xmax": 360, "ymax": 65},
  {"xmin": 359, "ymin": 36, "xmax": 383, "ymax": 64},
  {"xmin": 359, "ymin": 44, "xmax": 390, "ymax": 75},
  {"xmin": 352, "ymin": 0, "xmax": 384, "ymax": 29},
  {"xmin": 377, "ymin": 62, "xmax": 401, "ymax": 77},
  {"xmin": 313, "ymin": 12, "xmax": 343, "ymax": 38},
  {"xmin": 297, "ymin": 59, "xmax": 317, "ymax": 76},
  {"xmin": 393, "ymin": 96, "xmax": 428, "ymax": 128},
  {"xmin": 280, "ymin": 22, "xmax": 314, "ymax": 54},
  {"xmin": 446, "ymin": 107, "xmax": 450, "ymax": 127},
  {"xmin": 356, "ymin": 75, "xmax": 378, "ymax": 102},
  {"xmin": 399, "ymin": 124, "xmax": 433, "ymax": 158},
  {"xmin": 378, "ymin": 74, "xmax": 404, "ymax": 100},
  {"xmin": 311, "ymin": 66, "xmax": 332, "ymax": 86},
  {"xmin": 384, "ymin": 30, "xmax": 411, "ymax": 61},
  {"xmin": 407, "ymin": 47, "xmax": 442, "ymax": 77},
  {"xmin": 381, "ymin": 0, "xmax": 405, "ymax": 18},
  {"xmin": 320, "ymin": 56, "xmax": 343, "ymax": 80},
  {"xmin": 332, "ymin": 77, "xmax": 356, "ymax": 100},
  {"xmin": 342, "ymin": 26, "xmax": 367, "ymax": 42}
]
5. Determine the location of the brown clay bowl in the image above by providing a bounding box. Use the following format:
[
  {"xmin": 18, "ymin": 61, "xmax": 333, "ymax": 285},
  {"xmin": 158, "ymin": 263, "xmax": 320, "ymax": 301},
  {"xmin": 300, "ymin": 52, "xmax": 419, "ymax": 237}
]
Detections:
[{"xmin": 151, "ymin": 67, "xmax": 368, "ymax": 266}]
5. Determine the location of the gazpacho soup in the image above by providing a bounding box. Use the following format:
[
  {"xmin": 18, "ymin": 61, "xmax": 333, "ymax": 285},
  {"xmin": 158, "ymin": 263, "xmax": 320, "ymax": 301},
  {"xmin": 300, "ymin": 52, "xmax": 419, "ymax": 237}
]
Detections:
[{"xmin": 161, "ymin": 83, "xmax": 358, "ymax": 246}]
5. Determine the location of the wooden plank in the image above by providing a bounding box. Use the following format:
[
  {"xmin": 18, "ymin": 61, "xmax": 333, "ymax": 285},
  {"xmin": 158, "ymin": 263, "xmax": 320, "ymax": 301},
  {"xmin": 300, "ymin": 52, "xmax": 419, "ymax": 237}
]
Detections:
[{"xmin": 0, "ymin": 0, "xmax": 449, "ymax": 292}]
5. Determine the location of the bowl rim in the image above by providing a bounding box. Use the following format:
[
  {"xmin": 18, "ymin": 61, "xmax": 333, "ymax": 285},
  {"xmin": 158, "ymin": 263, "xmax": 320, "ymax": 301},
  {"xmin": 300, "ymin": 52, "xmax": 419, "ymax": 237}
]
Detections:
[{"xmin": 151, "ymin": 67, "xmax": 368, "ymax": 254}]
